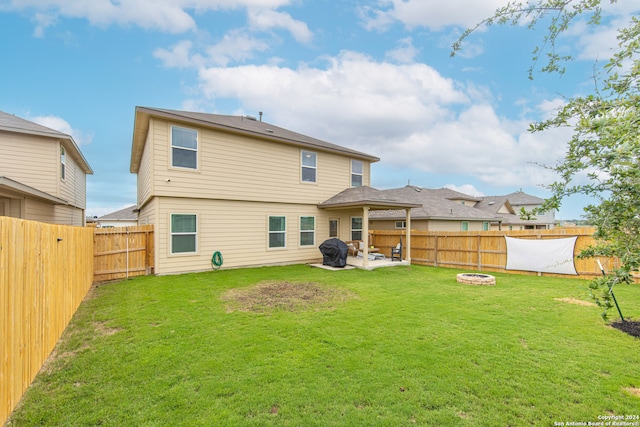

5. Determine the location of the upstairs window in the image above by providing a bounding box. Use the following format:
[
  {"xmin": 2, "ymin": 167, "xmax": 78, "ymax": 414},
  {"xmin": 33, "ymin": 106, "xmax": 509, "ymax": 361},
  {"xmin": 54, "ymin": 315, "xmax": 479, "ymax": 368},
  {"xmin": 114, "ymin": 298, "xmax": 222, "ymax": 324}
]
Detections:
[
  {"xmin": 60, "ymin": 146, "xmax": 66, "ymax": 180},
  {"xmin": 301, "ymin": 150, "xmax": 317, "ymax": 183},
  {"xmin": 351, "ymin": 160, "xmax": 363, "ymax": 187},
  {"xmin": 171, "ymin": 126, "xmax": 198, "ymax": 169}
]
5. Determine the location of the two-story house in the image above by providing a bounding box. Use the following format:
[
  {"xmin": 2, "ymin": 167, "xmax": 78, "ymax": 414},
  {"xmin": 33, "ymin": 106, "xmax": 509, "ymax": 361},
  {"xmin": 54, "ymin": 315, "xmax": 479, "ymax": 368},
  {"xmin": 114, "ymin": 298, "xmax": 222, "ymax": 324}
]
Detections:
[
  {"xmin": 130, "ymin": 107, "xmax": 416, "ymax": 274},
  {"xmin": 0, "ymin": 110, "xmax": 93, "ymax": 226}
]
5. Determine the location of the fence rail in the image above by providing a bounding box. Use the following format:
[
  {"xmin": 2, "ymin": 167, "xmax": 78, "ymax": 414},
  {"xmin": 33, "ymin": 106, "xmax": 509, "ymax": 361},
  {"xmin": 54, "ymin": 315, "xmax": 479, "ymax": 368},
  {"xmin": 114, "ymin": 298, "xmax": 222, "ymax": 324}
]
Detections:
[
  {"xmin": 370, "ymin": 227, "xmax": 620, "ymax": 279},
  {"xmin": 93, "ymin": 225, "xmax": 154, "ymax": 282},
  {"xmin": 1, "ymin": 217, "xmax": 94, "ymax": 425}
]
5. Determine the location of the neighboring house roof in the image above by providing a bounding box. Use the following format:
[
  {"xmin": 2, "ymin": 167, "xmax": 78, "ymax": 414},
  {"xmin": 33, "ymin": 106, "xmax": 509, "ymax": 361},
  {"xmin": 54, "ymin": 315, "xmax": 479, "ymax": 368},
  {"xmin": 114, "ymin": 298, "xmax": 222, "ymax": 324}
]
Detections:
[
  {"xmin": 97, "ymin": 205, "xmax": 138, "ymax": 221},
  {"xmin": 319, "ymin": 186, "xmax": 421, "ymax": 210},
  {"xmin": 0, "ymin": 176, "xmax": 67, "ymax": 205},
  {"xmin": 500, "ymin": 190, "xmax": 545, "ymax": 206},
  {"xmin": 130, "ymin": 107, "xmax": 380, "ymax": 173},
  {"xmin": 0, "ymin": 110, "xmax": 93, "ymax": 174},
  {"xmin": 368, "ymin": 186, "xmax": 497, "ymax": 221}
]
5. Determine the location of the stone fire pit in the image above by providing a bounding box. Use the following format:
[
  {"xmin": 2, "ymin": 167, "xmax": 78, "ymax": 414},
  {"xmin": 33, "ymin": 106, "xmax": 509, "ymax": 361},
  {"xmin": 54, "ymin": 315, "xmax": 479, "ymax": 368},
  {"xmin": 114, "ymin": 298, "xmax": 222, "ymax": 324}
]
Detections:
[{"xmin": 456, "ymin": 273, "xmax": 496, "ymax": 286}]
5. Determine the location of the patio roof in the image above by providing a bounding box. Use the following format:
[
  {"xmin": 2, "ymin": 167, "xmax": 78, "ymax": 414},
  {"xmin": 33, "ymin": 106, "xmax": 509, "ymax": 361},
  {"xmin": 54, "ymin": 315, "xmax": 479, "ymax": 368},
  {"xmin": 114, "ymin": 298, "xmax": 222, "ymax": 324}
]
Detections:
[{"xmin": 318, "ymin": 186, "xmax": 421, "ymax": 210}]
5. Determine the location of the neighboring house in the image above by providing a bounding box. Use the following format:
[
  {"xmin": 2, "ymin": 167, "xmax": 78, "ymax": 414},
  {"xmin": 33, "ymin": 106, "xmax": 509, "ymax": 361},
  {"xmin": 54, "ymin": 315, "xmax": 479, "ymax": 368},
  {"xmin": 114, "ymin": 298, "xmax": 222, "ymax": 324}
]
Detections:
[
  {"xmin": 130, "ymin": 107, "xmax": 417, "ymax": 274},
  {"xmin": 96, "ymin": 205, "xmax": 138, "ymax": 227},
  {"xmin": 475, "ymin": 191, "xmax": 555, "ymax": 230},
  {"xmin": 0, "ymin": 110, "xmax": 93, "ymax": 226},
  {"xmin": 369, "ymin": 186, "xmax": 554, "ymax": 231},
  {"xmin": 369, "ymin": 186, "xmax": 498, "ymax": 231}
]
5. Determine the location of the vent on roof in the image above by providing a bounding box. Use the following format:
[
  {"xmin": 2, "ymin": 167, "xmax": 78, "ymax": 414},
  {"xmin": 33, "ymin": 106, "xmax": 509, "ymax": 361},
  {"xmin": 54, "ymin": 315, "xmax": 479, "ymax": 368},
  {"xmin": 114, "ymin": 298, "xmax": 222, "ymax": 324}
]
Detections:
[
  {"xmin": 244, "ymin": 115, "xmax": 257, "ymax": 121},
  {"xmin": 266, "ymin": 129, "xmax": 274, "ymax": 134},
  {"xmin": 415, "ymin": 187, "xmax": 422, "ymax": 192},
  {"xmin": 488, "ymin": 201, "xmax": 495, "ymax": 205}
]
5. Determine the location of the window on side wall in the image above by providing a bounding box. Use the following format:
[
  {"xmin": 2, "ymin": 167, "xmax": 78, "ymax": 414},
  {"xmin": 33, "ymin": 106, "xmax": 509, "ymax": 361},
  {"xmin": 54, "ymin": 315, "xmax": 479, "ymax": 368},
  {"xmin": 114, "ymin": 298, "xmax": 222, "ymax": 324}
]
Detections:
[
  {"xmin": 395, "ymin": 221, "xmax": 406, "ymax": 229},
  {"xmin": 351, "ymin": 217, "xmax": 363, "ymax": 241},
  {"xmin": 301, "ymin": 150, "xmax": 317, "ymax": 183},
  {"xmin": 171, "ymin": 214, "xmax": 197, "ymax": 254},
  {"xmin": 269, "ymin": 216, "xmax": 286, "ymax": 248},
  {"xmin": 171, "ymin": 126, "xmax": 198, "ymax": 169},
  {"xmin": 300, "ymin": 216, "xmax": 315, "ymax": 246},
  {"xmin": 351, "ymin": 160, "xmax": 363, "ymax": 187},
  {"xmin": 461, "ymin": 221, "xmax": 469, "ymax": 231},
  {"xmin": 60, "ymin": 146, "xmax": 66, "ymax": 180},
  {"xmin": 483, "ymin": 221, "xmax": 489, "ymax": 231}
]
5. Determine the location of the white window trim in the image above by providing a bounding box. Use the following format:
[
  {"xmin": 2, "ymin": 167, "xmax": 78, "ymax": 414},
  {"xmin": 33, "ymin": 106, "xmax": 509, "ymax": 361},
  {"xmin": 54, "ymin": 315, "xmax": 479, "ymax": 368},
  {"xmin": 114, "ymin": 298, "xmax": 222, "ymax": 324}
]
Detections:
[
  {"xmin": 351, "ymin": 159, "xmax": 363, "ymax": 187},
  {"xmin": 170, "ymin": 125, "xmax": 199, "ymax": 171},
  {"xmin": 299, "ymin": 215, "xmax": 316, "ymax": 247},
  {"xmin": 395, "ymin": 221, "xmax": 406, "ymax": 229},
  {"xmin": 268, "ymin": 215, "xmax": 287, "ymax": 250},
  {"xmin": 301, "ymin": 150, "xmax": 317, "ymax": 184},
  {"xmin": 170, "ymin": 213, "xmax": 198, "ymax": 255}
]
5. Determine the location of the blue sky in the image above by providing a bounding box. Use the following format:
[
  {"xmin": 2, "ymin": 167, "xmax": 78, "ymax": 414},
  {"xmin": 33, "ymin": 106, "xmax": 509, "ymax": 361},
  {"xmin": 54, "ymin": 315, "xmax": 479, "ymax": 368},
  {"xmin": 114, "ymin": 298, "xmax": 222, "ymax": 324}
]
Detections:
[{"xmin": 1, "ymin": 0, "xmax": 637, "ymax": 219}]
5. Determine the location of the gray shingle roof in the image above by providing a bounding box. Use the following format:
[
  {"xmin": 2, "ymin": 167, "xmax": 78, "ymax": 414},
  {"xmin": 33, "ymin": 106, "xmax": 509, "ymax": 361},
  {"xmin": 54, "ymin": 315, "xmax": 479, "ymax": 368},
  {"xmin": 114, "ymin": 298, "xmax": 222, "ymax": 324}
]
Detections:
[
  {"xmin": 98, "ymin": 205, "xmax": 138, "ymax": 221},
  {"xmin": 368, "ymin": 186, "xmax": 498, "ymax": 221},
  {"xmin": 319, "ymin": 186, "xmax": 422, "ymax": 210},
  {"xmin": 0, "ymin": 110, "xmax": 70, "ymax": 138}
]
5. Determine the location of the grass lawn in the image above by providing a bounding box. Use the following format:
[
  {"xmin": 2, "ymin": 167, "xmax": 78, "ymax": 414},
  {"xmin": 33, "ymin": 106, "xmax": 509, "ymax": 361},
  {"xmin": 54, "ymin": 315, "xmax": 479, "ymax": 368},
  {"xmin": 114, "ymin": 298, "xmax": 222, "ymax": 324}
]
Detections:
[{"xmin": 8, "ymin": 265, "xmax": 640, "ymax": 426}]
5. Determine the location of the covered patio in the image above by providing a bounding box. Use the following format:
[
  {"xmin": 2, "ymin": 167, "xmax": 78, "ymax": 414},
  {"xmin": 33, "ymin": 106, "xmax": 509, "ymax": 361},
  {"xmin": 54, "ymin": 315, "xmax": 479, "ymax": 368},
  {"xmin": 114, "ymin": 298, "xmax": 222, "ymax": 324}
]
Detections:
[{"xmin": 318, "ymin": 186, "xmax": 421, "ymax": 269}]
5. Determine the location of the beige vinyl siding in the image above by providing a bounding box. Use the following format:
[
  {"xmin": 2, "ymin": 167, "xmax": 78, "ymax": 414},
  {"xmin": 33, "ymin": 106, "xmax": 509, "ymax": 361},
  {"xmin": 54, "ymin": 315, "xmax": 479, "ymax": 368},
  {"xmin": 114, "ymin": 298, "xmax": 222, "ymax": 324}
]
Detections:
[
  {"xmin": 137, "ymin": 128, "xmax": 154, "ymax": 206},
  {"xmin": 138, "ymin": 199, "xmax": 156, "ymax": 226},
  {"xmin": 147, "ymin": 119, "xmax": 371, "ymax": 206},
  {"xmin": 22, "ymin": 198, "xmax": 84, "ymax": 226},
  {"xmin": 152, "ymin": 197, "xmax": 362, "ymax": 274},
  {"xmin": 0, "ymin": 132, "xmax": 57, "ymax": 195},
  {"xmin": 59, "ymin": 150, "xmax": 87, "ymax": 210}
]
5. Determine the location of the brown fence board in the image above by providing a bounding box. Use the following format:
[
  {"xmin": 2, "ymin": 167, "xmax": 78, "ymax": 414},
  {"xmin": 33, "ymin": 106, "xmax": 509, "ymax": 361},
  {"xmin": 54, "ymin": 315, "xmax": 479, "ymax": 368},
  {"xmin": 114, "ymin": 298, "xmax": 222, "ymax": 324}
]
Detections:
[
  {"xmin": 1, "ymin": 217, "xmax": 94, "ymax": 425},
  {"xmin": 370, "ymin": 227, "xmax": 624, "ymax": 280},
  {"xmin": 93, "ymin": 225, "xmax": 154, "ymax": 282}
]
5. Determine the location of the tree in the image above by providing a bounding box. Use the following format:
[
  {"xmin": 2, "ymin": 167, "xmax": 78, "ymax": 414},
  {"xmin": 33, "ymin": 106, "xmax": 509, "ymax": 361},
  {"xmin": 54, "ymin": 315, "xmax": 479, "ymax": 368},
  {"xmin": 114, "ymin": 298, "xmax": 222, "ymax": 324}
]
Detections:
[{"xmin": 453, "ymin": 1, "xmax": 640, "ymax": 321}]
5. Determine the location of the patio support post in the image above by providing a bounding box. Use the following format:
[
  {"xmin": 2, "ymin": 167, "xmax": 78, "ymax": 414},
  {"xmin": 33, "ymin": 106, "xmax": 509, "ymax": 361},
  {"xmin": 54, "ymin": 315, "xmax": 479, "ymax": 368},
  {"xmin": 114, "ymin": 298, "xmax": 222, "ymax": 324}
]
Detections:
[
  {"xmin": 405, "ymin": 207, "xmax": 411, "ymax": 263},
  {"xmin": 363, "ymin": 206, "xmax": 370, "ymax": 268}
]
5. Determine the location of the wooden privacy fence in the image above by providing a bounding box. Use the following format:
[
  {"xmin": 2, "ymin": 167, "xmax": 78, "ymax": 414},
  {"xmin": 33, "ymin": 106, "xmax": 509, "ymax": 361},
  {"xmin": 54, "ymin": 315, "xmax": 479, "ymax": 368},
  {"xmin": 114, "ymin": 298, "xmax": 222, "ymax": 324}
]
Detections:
[
  {"xmin": 93, "ymin": 225, "xmax": 154, "ymax": 282},
  {"xmin": 370, "ymin": 227, "xmax": 616, "ymax": 279},
  {"xmin": 0, "ymin": 217, "xmax": 94, "ymax": 425}
]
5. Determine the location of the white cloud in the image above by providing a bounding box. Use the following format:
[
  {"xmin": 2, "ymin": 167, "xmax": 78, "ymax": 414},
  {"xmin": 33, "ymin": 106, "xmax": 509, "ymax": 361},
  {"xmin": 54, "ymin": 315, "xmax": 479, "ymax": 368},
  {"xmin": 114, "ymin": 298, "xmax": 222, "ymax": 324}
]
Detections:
[
  {"xmin": 4, "ymin": 0, "xmax": 296, "ymax": 35},
  {"xmin": 247, "ymin": 8, "xmax": 312, "ymax": 43},
  {"xmin": 444, "ymin": 184, "xmax": 484, "ymax": 197},
  {"xmin": 360, "ymin": 0, "xmax": 509, "ymax": 31},
  {"xmin": 155, "ymin": 30, "xmax": 270, "ymax": 68},
  {"xmin": 192, "ymin": 51, "xmax": 569, "ymax": 189},
  {"xmin": 385, "ymin": 37, "xmax": 419, "ymax": 64},
  {"xmin": 31, "ymin": 115, "xmax": 93, "ymax": 146}
]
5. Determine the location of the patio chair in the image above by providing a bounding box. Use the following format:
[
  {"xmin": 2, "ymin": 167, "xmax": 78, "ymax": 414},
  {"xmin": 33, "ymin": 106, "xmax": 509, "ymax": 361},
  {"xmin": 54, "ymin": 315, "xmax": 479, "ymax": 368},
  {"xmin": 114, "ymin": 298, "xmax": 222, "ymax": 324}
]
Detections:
[{"xmin": 391, "ymin": 238, "xmax": 402, "ymax": 261}]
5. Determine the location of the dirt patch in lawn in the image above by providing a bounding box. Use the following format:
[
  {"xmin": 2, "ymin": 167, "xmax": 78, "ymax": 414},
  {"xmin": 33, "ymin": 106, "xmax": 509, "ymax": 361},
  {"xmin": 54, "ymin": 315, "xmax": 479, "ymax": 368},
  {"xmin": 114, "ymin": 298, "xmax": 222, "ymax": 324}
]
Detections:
[
  {"xmin": 554, "ymin": 297, "xmax": 597, "ymax": 307},
  {"xmin": 222, "ymin": 281, "xmax": 358, "ymax": 313},
  {"xmin": 611, "ymin": 320, "xmax": 640, "ymax": 339}
]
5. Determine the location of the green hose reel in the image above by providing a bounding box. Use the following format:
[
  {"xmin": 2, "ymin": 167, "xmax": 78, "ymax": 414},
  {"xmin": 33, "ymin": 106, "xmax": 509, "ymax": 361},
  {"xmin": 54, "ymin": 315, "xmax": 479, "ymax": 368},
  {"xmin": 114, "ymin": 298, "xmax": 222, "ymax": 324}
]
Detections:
[{"xmin": 211, "ymin": 251, "xmax": 223, "ymax": 270}]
